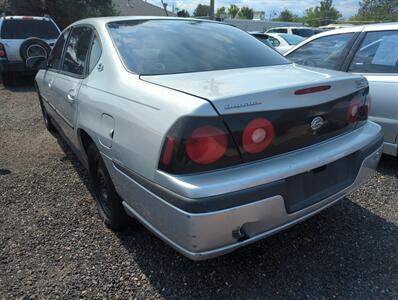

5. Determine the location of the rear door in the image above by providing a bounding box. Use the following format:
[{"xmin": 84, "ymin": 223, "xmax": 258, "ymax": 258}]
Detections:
[
  {"xmin": 53, "ymin": 26, "xmax": 93, "ymax": 140},
  {"xmin": 345, "ymin": 29, "xmax": 398, "ymax": 155}
]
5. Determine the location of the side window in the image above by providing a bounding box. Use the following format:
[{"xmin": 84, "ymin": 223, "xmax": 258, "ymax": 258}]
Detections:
[
  {"xmin": 62, "ymin": 26, "xmax": 93, "ymax": 76},
  {"xmin": 88, "ymin": 35, "xmax": 102, "ymax": 73},
  {"xmin": 286, "ymin": 33, "xmax": 354, "ymax": 70},
  {"xmin": 48, "ymin": 28, "xmax": 70, "ymax": 70},
  {"xmin": 268, "ymin": 29, "xmax": 275, "ymax": 33},
  {"xmin": 349, "ymin": 31, "xmax": 398, "ymax": 74},
  {"xmin": 280, "ymin": 29, "xmax": 288, "ymax": 34}
]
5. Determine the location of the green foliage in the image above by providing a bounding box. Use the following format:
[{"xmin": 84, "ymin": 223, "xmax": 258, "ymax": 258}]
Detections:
[
  {"xmin": 0, "ymin": 0, "xmax": 9, "ymax": 13},
  {"xmin": 193, "ymin": 4, "xmax": 210, "ymax": 17},
  {"xmin": 10, "ymin": 0, "xmax": 117, "ymax": 28},
  {"xmin": 273, "ymin": 9, "xmax": 296, "ymax": 22},
  {"xmin": 351, "ymin": 0, "xmax": 398, "ymax": 22},
  {"xmin": 228, "ymin": 4, "xmax": 239, "ymax": 19},
  {"xmin": 303, "ymin": 0, "xmax": 342, "ymax": 27},
  {"xmin": 238, "ymin": 6, "xmax": 254, "ymax": 19},
  {"xmin": 216, "ymin": 6, "xmax": 226, "ymax": 18},
  {"xmin": 177, "ymin": 9, "xmax": 190, "ymax": 18}
]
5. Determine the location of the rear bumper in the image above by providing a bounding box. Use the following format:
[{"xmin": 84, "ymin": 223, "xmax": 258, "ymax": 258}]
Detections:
[
  {"xmin": 103, "ymin": 121, "xmax": 383, "ymax": 260},
  {"xmin": 0, "ymin": 59, "xmax": 26, "ymax": 73}
]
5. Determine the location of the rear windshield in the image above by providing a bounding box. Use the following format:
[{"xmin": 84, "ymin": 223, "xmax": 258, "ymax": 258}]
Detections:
[
  {"xmin": 107, "ymin": 20, "xmax": 289, "ymax": 75},
  {"xmin": 292, "ymin": 28, "xmax": 314, "ymax": 37},
  {"xmin": 1, "ymin": 19, "xmax": 59, "ymax": 39}
]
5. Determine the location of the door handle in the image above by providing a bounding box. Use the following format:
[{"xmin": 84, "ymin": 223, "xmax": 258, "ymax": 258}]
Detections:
[{"xmin": 67, "ymin": 90, "xmax": 76, "ymax": 103}]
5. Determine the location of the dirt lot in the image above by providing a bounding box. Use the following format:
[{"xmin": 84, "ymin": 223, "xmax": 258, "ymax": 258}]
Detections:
[{"xmin": 0, "ymin": 78, "xmax": 397, "ymax": 299}]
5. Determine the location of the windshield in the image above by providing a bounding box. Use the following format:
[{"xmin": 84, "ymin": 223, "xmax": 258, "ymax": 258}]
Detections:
[
  {"xmin": 107, "ymin": 20, "xmax": 289, "ymax": 75},
  {"xmin": 1, "ymin": 19, "xmax": 59, "ymax": 39},
  {"xmin": 280, "ymin": 34, "xmax": 305, "ymax": 45}
]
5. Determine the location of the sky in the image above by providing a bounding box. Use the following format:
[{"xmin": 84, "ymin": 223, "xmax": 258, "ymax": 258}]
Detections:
[{"xmin": 147, "ymin": 0, "xmax": 359, "ymax": 19}]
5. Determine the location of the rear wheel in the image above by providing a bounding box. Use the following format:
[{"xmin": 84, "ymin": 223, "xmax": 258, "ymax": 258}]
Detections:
[{"xmin": 87, "ymin": 143, "xmax": 128, "ymax": 230}]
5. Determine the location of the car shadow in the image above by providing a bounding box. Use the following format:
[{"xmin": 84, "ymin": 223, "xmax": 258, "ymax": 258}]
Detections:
[
  {"xmin": 0, "ymin": 74, "xmax": 36, "ymax": 92},
  {"xmin": 54, "ymin": 132, "xmax": 398, "ymax": 298}
]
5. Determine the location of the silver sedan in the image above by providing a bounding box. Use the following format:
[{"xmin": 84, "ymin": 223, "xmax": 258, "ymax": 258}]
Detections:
[{"xmin": 30, "ymin": 17, "xmax": 383, "ymax": 260}]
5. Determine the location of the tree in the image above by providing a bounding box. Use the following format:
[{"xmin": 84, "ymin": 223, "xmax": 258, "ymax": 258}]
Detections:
[
  {"xmin": 238, "ymin": 6, "xmax": 253, "ymax": 19},
  {"xmin": 216, "ymin": 6, "xmax": 226, "ymax": 18},
  {"xmin": 177, "ymin": 9, "xmax": 190, "ymax": 18},
  {"xmin": 0, "ymin": 0, "xmax": 9, "ymax": 13},
  {"xmin": 228, "ymin": 4, "xmax": 239, "ymax": 19},
  {"xmin": 193, "ymin": 4, "xmax": 210, "ymax": 17},
  {"xmin": 303, "ymin": 0, "xmax": 342, "ymax": 27},
  {"xmin": 273, "ymin": 9, "xmax": 295, "ymax": 22},
  {"xmin": 352, "ymin": 0, "xmax": 398, "ymax": 22},
  {"xmin": 10, "ymin": 0, "xmax": 117, "ymax": 28}
]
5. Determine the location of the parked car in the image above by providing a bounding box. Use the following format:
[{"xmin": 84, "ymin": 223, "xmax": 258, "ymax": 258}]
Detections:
[
  {"xmin": 248, "ymin": 32, "xmax": 275, "ymax": 48},
  {"xmin": 250, "ymin": 32, "xmax": 304, "ymax": 54},
  {"xmin": 31, "ymin": 17, "xmax": 383, "ymax": 260},
  {"xmin": 285, "ymin": 23, "xmax": 398, "ymax": 157},
  {"xmin": 266, "ymin": 27, "xmax": 316, "ymax": 38},
  {"xmin": 0, "ymin": 15, "xmax": 60, "ymax": 85},
  {"xmin": 266, "ymin": 33, "xmax": 305, "ymax": 54}
]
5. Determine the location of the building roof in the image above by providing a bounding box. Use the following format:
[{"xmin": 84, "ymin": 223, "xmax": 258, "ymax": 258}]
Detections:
[{"xmin": 113, "ymin": 0, "xmax": 175, "ymax": 17}]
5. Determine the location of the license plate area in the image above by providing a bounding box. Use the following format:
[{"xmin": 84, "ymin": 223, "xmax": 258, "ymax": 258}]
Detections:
[{"xmin": 284, "ymin": 152, "xmax": 359, "ymax": 213}]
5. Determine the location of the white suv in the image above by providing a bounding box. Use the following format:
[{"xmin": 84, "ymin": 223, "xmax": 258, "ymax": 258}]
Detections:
[
  {"xmin": 266, "ymin": 27, "xmax": 316, "ymax": 38},
  {"xmin": 0, "ymin": 15, "xmax": 60, "ymax": 85}
]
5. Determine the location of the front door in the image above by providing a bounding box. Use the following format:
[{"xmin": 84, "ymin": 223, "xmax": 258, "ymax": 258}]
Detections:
[{"xmin": 41, "ymin": 28, "xmax": 71, "ymax": 111}]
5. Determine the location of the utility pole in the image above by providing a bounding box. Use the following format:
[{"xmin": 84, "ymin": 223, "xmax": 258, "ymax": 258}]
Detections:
[{"xmin": 209, "ymin": 0, "xmax": 215, "ymax": 20}]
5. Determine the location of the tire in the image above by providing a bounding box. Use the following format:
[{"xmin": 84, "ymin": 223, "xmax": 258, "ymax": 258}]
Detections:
[
  {"xmin": 37, "ymin": 93, "xmax": 55, "ymax": 132},
  {"xmin": 87, "ymin": 143, "xmax": 128, "ymax": 230},
  {"xmin": 19, "ymin": 38, "xmax": 51, "ymax": 62}
]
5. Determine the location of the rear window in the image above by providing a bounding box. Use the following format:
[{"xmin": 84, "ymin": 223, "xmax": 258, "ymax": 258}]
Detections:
[
  {"xmin": 292, "ymin": 28, "xmax": 314, "ymax": 37},
  {"xmin": 107, "ymin": 20, "xmax": 289, "ymax": 75},
  {"xmin": 1, "ymin": 19, "xmax": 59, "ymax": 39}
]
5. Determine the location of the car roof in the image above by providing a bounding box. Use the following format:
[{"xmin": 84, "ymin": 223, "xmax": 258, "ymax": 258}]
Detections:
[
  {"xmin": 269, "ymin": 27, "xmax": 312, "ymax": 30},
  {"xmin": 72, "ymin": 16, "xmax": 218, "ymax": 27},
  {"xmin": 1, "ymin": 16, "xmax": 52, "ymax": 21},
  {"xmin": 302, "ymin": 22, "xmax": 398, "ymax": 39}
]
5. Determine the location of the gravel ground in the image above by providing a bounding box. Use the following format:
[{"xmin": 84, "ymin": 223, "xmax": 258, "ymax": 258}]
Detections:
[{"xmin": 0, "ymin": 77, "xmax": 397, "ymax": 299}]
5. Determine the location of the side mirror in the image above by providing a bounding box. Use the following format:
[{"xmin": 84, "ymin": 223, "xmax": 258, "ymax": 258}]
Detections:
[{"xmin": 26, "ymin": 56, "xmax": 48, "ymax": 71}]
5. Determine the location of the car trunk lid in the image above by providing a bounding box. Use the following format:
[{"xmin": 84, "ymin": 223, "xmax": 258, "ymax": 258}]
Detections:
[{"xmin": 141, "ymin": 64, "xmax": 369, "ymax": 163}]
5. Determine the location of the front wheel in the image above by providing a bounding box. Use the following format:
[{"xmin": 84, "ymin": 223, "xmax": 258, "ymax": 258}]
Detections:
[{"xmin": 88, "ymin": 143, "xmax": 128, "ymax": 230}]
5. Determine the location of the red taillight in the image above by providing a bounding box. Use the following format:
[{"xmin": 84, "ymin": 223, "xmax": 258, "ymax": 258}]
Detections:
[
  {"xmin": 347, "ymin": 97, "xmax": 360, "ymax": 123},
  {"xmin": 161, "ymin": 136, "xmax": 176, "ymax": 166},
  {"xmin": 294, "ymin": 85, "xmax": 331, "ymax": 95},
  {"xmin": 22, "ymin": 16, "xmax": 34, "ymax": 20},
  {"xmin": 0, "ymin": 43, "xmax": 6, "ymax": 58},
  {"xmin": 242, "ymin": 118, "xmax": 274, "ymax": 154},
  {"xmin": 186, "ymin": 125, "xmax": 228, "ymax": 164}
]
